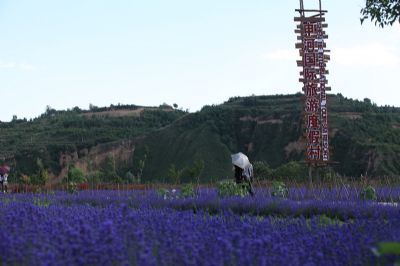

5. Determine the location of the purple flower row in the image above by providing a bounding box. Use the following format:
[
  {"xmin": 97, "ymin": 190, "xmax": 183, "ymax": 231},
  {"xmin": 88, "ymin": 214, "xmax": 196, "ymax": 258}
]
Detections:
[
  {"xmin": 0, "ymin": 191, "xmax": 399, "ymax": 265},
  {"xmin": 12, "ymin": 189, "xmax": 397, "ymax": 220}
]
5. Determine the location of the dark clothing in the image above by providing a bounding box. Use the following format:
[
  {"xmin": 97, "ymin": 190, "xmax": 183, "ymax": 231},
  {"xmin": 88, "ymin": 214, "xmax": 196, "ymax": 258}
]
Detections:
[
  {"xmin": 234, "ymin": 166, "xmax": 244, "ymax": 184},
  {"xmin": 234, "ymin": 165, "xmax": 255, "ymax": 196}
]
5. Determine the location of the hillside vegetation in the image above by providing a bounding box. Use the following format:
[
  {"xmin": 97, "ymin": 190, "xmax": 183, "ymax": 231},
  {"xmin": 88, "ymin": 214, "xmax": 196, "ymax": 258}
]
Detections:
[
  {"xmin": 135, "ymin": 94, "xmax": 400, "ymax": 182},
  {"xmin": 0, "ymin": 103, "xmax": 186, "ymax": 184},
  {"xmin": 1, "ymin": 94, "xmax": 399, "ymax": 184}
]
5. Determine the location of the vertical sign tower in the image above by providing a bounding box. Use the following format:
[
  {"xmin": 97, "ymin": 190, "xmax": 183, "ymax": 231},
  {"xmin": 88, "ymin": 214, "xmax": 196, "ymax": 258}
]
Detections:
[{"xmin": 295, "ymin": 0, "xmax": 331, "ymax": 165}]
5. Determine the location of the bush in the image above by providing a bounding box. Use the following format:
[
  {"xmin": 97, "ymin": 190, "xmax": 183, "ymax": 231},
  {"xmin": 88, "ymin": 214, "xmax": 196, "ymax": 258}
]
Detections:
[
  {"xmin": 360, "ymin": 185, "xmax": 377, "ymax": 201},
  {"xmin": 253, "ymin": 161, "xmax": 273, "ymax": 180},
  {"xmin": 271, "ymin": 181, "xmax": 288, "ymax": 198},
  {"xmin": 124, "ymin": 171, "xmax": 140, "ymax": 184},
  {"xmin": 217, "ymin": 180, "xmax": 249, "ymax": 197},
  {"xmin": 180, "ymin": 183, "xmax": 197, "ymax": 198},
  {"xmin": 20, "ymin": 174, "xmax": 31, "ymax": 185},
  {"xmin": 372, "ymin": 242, "xmax": 400, "ymax": 265},
  {"xmin": 86, "ymin": 171, "xmax": 102, "ymax": 186},
  {"xmin": 66, "ymin": 166, "xmax": 86, "ymax": 183},
  {"xmin": 67, "ymin": 182, "xmax": 78, "ymax": 194},
  {"xmin": 274, "ymin": 161, "xmax": 307, "ymax": 180}
]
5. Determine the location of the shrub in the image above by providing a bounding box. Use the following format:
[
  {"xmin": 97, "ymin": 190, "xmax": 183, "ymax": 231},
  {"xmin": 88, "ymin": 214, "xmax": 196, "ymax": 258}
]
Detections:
[
  {"xmin": 274, "ymin": 161, "xmax": 307, "ymax": 181},
  {"xmin": 372, "ymin": 242, "xmax": 400, "ymax": 265},
  {"xmin": 66, "ymin": 166, "xmax": 86, "ymax": 183},
  {"xmin": 67, "ymin": 182, "xmax": 78, "ymax": 194},
  {"xmin": 124, "ymin": 171, "xmax": 140, "ymax": 184},
  {"xmin": 271, "ymin": 181, "xmax": 288, "ymax": 198},
  {"xmin": 20, "ymin": 174, "xmax": 31, "ymax": 185},
  {"xmin": 217, "ymin": 180, "xmax": 249, "ymax": 197},
  {"xmin": 86, "ymin": 171, "xmax": 102, "ymax": 186},
  {"xmin": 360, "ymin": 185, "xmax": 377, "ymax": 201},
  {"xmin": 180, "ymin": 183, "xmax": 197, "ymax": 198},
  {"xmin": 253, "ymin": 161, "xmax": 273, "ymax": 180}
]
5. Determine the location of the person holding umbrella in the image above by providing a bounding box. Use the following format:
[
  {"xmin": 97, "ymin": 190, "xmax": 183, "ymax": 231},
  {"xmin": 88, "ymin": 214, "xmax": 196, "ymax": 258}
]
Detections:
[{"xmin": 231, "ymin": 152, "xmax": 255, "ymax": 196}]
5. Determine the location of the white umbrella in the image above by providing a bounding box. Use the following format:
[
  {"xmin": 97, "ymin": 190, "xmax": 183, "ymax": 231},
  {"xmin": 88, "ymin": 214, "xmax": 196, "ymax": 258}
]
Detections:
[{"xmin": 231, "ymin": 152, "xmax": 250, "ymax": 169}]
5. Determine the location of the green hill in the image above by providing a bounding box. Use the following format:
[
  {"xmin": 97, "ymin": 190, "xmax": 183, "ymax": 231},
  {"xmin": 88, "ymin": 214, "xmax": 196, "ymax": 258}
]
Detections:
[
  {"xmin": 135, "ymin": 94, "xmax": 400, "ymax": 182},
  {"xmin": 1, "ymin": 94, "xmax": 400, "ymax": 184}
]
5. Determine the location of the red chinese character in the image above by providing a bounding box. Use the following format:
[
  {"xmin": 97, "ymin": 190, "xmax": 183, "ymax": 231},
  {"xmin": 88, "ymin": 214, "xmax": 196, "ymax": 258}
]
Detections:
[
  {"xmin": 304, "ymin": 53, "xmax": 316, "ymax": 67},
  {"xmin": 304, "ymin": 69, "xmax": 317, "ymax": 82},
  {"xmin": 308, "ymin": 130, "xmax": 320, "ymax": 145},
  {"xmin": 305, "ymin": 83, "xmax": 318, "ymax": 96},
  {"xmin": 307, "ymin": 146, "xmax": 321, "ymax": 160},
  {"xmin": 307, "ymin": 114, "xmax": 320, "ymax": 128},
  {"xmin": 305, "ymin": 98, "xmax": 319, "ymax": 112},
  {"xmin": 303, "ymin": 22, "xmax": 315, "ymax": 36},
  {"xmin": 304, "ymin": 38, "xmax": 315, "ymax": 52}
]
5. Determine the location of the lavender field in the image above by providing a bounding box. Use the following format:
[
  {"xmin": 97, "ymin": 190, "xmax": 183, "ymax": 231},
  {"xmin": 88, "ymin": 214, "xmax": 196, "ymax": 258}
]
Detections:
[{"xmin": 1, "ymin": 187, "xmax": 400, "ymax": 266}]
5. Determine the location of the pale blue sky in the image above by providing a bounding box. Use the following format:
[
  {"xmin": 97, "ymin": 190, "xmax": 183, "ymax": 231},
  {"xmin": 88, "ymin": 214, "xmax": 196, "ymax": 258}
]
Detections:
[{"xmin": 1, "ymin": 0, "xmax": 399, "ymax": 121}]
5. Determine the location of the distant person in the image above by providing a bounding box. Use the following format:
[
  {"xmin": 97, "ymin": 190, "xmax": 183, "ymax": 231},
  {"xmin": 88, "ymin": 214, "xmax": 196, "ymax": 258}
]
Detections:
[
  {"xmin": 2, "ymin": 174, "xmax": 8, "ymax": 193},
  {"xmin": 231, "ymin": 152, "xmax": 255, "ymax": 196},
  {"xmin": 0, "ymin": 174, "xmax": 3, "ymax": 192}
]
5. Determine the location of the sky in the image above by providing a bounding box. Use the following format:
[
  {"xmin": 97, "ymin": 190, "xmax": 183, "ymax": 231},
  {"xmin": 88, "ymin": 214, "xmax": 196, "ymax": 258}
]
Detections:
[{"xmin": 0, "ymin": 0, "xmax": 399, "ymax": 121}]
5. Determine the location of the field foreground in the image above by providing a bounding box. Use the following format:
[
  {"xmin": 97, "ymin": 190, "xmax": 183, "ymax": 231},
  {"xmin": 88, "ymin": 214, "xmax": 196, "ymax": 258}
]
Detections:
[{"xmin": 0, "ymin": 189, "xmax": 399, "ymax": 265}]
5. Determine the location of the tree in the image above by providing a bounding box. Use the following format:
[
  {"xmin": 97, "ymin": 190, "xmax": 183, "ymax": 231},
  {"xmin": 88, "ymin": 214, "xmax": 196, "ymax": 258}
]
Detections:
[
  {"xmin": 32, "ymin": 158, "xmax": 49, "ymax": 185},
  {"xmin": 66, "ymin": 166, "xmax": 86, "ymax": 183},
  {"xmin": 361, "ymin": 0, "xmax": 400, "ymax": 27},
  {"xmin": 124, "ymin": 171, "xmax": 136, "ymax": 183},
  {"xmin": 44, "ymin": 105, "xmax": 56, "ymax": 116},
  {"xmin": 136, "ymin": 155, "xmax": 147, "ymax": 181},
  {"xmin": 168, "ymin": 164, "xmax": 182, "ymax": 184},
  {"xmin": 181, "ymin": 160, "xmax": 204, "ymax": 183},
  {"xmin": 89, "ymin": 103, "xmax": 98, "ymax": 111},
  {"xmin": 364, "ymin": 98, "xmax": 372, "ymax": 104},
  {"xmin": 101, "ymin": 155, "xmax": 121, "ymax": 183}
]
